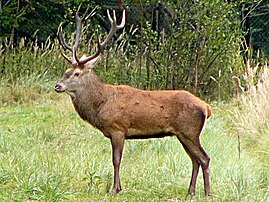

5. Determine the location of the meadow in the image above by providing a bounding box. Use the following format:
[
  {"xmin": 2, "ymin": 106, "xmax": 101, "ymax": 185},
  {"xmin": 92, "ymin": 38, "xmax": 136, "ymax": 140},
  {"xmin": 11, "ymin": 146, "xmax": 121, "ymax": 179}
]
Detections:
[{"xmin": 0, "ymin": 75, "xmax": 268, "ymax": 202}]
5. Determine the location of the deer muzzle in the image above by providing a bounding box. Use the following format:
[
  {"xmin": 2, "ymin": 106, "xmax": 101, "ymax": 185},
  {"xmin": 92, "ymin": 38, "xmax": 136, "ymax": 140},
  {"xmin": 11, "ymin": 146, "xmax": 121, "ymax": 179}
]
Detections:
[{"xmin": 54, "ymin": 83, "xmax": 65, "ymax": 93}]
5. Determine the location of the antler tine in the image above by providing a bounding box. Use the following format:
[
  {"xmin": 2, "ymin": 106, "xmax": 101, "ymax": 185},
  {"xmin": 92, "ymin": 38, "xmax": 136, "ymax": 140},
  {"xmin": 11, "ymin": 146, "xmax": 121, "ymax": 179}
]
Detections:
[
  {"xmin": 85, "ymin": 6, "xmax": 97, "ymax": 21},
  {"xmin": 79, "ymin": 9, "xmax": 126, "ymax": 65},
  {"xmin": 58, "ymin": 23, "xmax": 72, "ymax": 52},
  {"xmin": 118, "ymin": 10, "xmax": 126, "ymax": 28},
  {"xmin": 100, "ymin": 9, "xmax": 126, "ymax": 47},
  {"xmin": 72, "ymin": 4, "xmax": 86, "ymax": 64},
  {"xmin": 57, "ymin": 23, "xmax": 73, "ymax": 64},
  {"xmin": 73, "ymin": 4, "xmax": 93, "ymax": 48},
  {"xmin": 60, "ymin": 48, "xmax": 73, "ymax": 64},
  {"xmin": 78, "ymin": 32, "xmax": 101, "ymax": 64}
]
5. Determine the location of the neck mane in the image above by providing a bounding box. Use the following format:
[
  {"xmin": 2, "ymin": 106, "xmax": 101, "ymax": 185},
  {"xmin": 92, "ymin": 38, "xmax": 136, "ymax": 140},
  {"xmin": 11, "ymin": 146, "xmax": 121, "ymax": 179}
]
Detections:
[{"xmin": 71, "ymin": 69, "xmax": 107, "ymax": 126}]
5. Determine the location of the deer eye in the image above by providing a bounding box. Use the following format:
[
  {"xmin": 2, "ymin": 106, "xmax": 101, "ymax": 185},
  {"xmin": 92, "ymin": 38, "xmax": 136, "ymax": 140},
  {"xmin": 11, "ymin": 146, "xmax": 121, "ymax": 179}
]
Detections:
[{"xmin": 74, "ymin": 72, "xmax": 80, "ymax": 77}]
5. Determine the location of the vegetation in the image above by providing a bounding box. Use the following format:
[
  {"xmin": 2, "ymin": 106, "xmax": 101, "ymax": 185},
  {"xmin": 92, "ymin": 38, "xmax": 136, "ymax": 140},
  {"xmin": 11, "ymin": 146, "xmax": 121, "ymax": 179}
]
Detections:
[
  {"xmin": 0, "ymin": 0, "xmax": 269, "ymax": 201},
  {"xmin": 0, "ymin": 87, "xmax": 268, "ymax": 201},
  {"xmin": 1, "ymin": 85, "xmax": 269, "ymax": 202},
  {"xmin": 2, "ymin": 0, "xmax": 267, "ymax": 97},
  {"xmin": 230, "ymin": 63, "xmax": 269, "ymax": 164}
]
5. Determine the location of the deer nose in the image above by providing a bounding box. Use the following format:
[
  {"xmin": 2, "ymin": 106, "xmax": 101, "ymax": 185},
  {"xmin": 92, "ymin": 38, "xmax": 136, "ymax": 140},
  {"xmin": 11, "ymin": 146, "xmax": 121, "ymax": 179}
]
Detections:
[{"xmin": 55, "ymin": 83, "xmax": 64, "ymax": 93}]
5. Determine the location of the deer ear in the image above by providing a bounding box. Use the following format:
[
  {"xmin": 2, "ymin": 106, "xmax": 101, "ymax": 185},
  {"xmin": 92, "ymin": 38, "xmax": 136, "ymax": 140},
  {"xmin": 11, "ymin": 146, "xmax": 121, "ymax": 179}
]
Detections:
[
  {"xmin": 78, "ymin": 54, "xmax": 100, "ymax": 69},
  {"xmin": 84, "ymin": 56, "xmax": 100, "ymax": 69}
]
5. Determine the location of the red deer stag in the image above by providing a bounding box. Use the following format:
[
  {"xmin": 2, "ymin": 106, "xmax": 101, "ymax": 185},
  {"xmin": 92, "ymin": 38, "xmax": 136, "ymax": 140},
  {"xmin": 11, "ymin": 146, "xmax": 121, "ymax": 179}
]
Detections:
[{"xmin": 55, "ymin": 5, "xmax": 212, "ymax": 196}]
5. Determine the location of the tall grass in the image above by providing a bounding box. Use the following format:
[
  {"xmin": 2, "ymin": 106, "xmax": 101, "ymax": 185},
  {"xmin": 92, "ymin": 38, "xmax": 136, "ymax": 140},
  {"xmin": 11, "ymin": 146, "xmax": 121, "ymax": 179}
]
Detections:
[
  {"xmin": 230, "ymin": 62, "xmax": 269, "ymax": 164},
  {"xmin": 0, "ymin": 37, "xmax": 64, "ymax": 105},
  {"xmin": 1, "ymin": 37, "xmax": 65, "ymax": 82}
]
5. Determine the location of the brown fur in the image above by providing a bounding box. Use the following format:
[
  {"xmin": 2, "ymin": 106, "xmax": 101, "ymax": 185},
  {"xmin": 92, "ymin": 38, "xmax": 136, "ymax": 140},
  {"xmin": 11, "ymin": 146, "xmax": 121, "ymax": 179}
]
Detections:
[{"xmin": 55, "ymin": 66, "xmax": 212, "ymax": 196}]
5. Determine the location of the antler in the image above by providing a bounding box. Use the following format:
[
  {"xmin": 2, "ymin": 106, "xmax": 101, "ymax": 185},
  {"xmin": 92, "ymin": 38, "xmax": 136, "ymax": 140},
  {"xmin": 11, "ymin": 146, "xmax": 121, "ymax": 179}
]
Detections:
[
  {"xmin": 58, "ymin": 4, "xmax": 96, "ymax": 65},
  {"xmin": 79, "ymin": 9, "xmax": 126, "ymax": 65},
  {"xmin": 58, "ymin": 4, "xmax": 126, "ymax": 66}
]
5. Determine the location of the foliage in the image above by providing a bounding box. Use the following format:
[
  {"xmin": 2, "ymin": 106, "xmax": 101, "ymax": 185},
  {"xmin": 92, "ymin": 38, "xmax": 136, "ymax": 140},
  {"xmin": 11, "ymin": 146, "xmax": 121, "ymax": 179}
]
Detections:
[
  {"xmin": 0, "ymin": 1, "xmax": 268, "ymax": 99},
  {"xmin": 248, "ymin": 1, "xmax": 269, "ymax": 57},
  {"xmin": 0, "ymin": 0, "xmax": 102, "ymax": 43},
  {"xmin": 0, "ymin": 0, "xmax": 60, "ymax": 41},
  {"xmin": 134, "ymin": 0, "xmax": 242, "ymax": 97}
]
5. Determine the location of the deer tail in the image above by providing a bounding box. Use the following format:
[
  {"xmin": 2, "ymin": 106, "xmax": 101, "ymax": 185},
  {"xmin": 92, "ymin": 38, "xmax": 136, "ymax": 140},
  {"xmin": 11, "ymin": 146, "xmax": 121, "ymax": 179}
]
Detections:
[{"xmin": 206, "ymin": 104, "xmax": 212, "ymax": 119}]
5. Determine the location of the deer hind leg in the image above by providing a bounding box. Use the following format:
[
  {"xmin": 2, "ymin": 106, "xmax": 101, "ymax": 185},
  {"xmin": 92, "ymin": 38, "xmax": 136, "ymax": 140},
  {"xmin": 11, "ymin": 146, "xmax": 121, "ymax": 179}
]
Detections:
[
  {"xmin": 176, "ymin": 108, "xmax": 211, "ymax": 196},
  {"xmin": 178, "ymin": 136, "xmax": 211, "ymax": 196},
  {"xmin": 110, "ymin": 133, "xmax": 125, "ymax": 194},
  {"xmin": 178, "ymin": 139, "xmax": 200, "ymax": 195}
]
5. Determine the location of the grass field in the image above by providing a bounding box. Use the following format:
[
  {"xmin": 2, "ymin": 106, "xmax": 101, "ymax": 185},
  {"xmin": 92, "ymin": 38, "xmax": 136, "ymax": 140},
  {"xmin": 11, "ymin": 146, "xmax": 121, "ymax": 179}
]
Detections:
[{"xmin": 0, "ymin": 86, "xmax": 268, "ymax": 201}]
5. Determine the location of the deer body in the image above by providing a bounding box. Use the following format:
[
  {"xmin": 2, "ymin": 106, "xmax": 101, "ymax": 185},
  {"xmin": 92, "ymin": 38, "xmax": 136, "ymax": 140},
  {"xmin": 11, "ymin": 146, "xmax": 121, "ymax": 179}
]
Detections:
[
  {"xmin": 68, "ymin": 69, "xmax": 211, "ymax": 139},
  {"xmin": 55, "ymin": 5, "xmax": 212, "ymax": 196}
]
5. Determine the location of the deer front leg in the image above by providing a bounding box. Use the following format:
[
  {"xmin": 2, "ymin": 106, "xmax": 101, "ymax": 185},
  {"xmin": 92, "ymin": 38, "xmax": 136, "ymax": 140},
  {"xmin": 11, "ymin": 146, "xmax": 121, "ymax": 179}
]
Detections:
[{"xmin": 110, "ymin": 133, "xmax": 125, "ymax": 194}]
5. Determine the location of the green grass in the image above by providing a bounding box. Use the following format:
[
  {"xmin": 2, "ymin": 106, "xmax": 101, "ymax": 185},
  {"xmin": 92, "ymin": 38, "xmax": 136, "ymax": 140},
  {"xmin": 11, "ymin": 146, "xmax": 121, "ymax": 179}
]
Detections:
[{"xmin": 0, "ymin": 89, "xmax": 268, "ymax": 201}]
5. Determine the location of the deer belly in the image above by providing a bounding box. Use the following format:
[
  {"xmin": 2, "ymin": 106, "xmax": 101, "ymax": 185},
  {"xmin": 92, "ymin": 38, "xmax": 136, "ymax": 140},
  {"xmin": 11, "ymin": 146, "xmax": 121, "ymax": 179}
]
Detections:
[{"xmin": 125, "ymin": 128, "xmax": 175, "ymax": 139}]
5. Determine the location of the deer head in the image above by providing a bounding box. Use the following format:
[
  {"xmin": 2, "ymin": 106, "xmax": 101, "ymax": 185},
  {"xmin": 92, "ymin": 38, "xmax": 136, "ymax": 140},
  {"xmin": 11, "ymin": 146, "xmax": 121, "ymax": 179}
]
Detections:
[{"xmin": 55, "ymin": 5, "xmax": 126, "ymax": 97}]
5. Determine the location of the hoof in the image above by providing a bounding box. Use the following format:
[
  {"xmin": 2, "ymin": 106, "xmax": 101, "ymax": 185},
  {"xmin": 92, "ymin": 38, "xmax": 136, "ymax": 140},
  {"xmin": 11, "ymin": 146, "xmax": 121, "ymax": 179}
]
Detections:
[
  {"xmin": 111, "ymin": 188, "xmax": 122, "ymax": 195},
  {"xmin": 185, "ymin": 193, "xmax": 194, "ymax": 201},
  {"xmin": 188, "ymin": 190, "xmax": 195, "ymax": 196}
]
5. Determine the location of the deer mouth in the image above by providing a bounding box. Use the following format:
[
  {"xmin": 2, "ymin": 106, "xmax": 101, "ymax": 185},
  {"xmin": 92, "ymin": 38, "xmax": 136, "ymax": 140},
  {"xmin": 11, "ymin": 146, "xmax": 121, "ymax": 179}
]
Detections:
[{"xmin": 54, "ymin": 84, "xmax": 65, "ymax": 93}]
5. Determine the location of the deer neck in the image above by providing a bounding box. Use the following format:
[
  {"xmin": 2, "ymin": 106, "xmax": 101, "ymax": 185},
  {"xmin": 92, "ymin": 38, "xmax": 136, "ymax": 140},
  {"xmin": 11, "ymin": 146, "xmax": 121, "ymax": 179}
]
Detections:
[{"xmin": 71, "ymin": 69, "xmax": 107, "ymax": 125}]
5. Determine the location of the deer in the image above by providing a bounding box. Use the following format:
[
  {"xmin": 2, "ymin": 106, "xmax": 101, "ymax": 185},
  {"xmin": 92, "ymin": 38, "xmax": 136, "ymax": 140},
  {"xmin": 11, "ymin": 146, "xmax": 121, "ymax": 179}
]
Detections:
[{"xmin": 55, "ymin": 5, "xmax": 212, "ymax": 197}]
